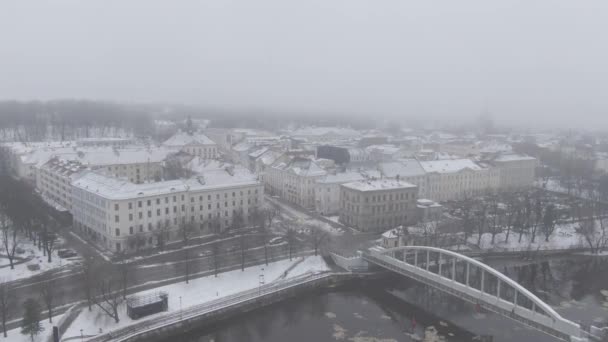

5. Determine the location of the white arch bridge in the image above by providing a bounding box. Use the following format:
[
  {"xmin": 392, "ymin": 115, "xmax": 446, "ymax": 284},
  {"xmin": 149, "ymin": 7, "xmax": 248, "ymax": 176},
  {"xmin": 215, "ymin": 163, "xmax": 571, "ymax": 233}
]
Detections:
[{"xmin": 362, "ymin": 246, "xmax": 595, "ymax": 342}]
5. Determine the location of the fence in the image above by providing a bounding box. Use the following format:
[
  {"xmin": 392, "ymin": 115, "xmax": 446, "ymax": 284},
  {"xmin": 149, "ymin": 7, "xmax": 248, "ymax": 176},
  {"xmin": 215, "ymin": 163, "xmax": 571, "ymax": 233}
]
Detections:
[{"xmin": 87, "ymin": 272, "xmax": 348, "ymax": 342}]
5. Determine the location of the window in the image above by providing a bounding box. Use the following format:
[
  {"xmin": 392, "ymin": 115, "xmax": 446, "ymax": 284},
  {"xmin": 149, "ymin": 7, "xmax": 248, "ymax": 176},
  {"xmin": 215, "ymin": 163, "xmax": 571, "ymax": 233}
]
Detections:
[
  {"xmin": 156, "ymin": 198, "xmax": 160, "ymax": 205},
  {"xmin": 181, "ymin": 194, "xmax": 185, "ymax": 201},
  {"xmin": 173, "ymin": 206, "xmax": 177, "ymax": 213},
  {"xmin": 128, "ymin": 202, "xmax": 133, "ymax": 209},
  {"xmin": 129, "ymin": 226, "xmax": 134, "ymax": 235},
  {"xmin": 157, "ymin": 209, "xmax": 161, "ymax": 216},
  {"xmin": 147, "ymin": 200, "xmax": 151, "ymax": 206},
  {"xmin": 148, "ymin": 211, "xmax": 151, "ymax": 218},
  {"xmin": 114, "ymin": 204, "xmax": 119, "ymax": 211},
  {"xmin": 129, "ymin": 213, "xmax": 133, "ymax": 221},
  {"xmin": 115, "ymin": 228, "xmax": 120, "ymax": 236},
  {"xmin": 139, "ymin": 212, "xmax": 143, "ymax": 219},
  {"xmin": 165, "ymin": 197, "xmax": 169, "ymax": 204},
  {"xmin": 115, "ymin": 215, "xmax": 119, "ymax": 223},
  {"xmin": 181, "ymin": 205, "xmax": 185, "ymax": 212},
  {"xmin": 208, "ymin": 195, "xmax": 211, "ymax": 200},
  {"xmin": 173, "ymin": 196, "xmax": 177, "ymax": 202},
  {"xmin": 208, "ymin": 204, "xmax": 211, "ymax": 209},
  {"xmin": 138, "ymin": 201, "xmax": 142, "ymax": 208}
]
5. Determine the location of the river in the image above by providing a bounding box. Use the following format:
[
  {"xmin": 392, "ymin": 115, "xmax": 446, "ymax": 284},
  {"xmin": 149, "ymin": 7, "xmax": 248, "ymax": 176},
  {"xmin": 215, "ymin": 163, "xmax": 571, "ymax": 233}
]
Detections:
[{"xmin": 167, "ymin": 255, "xmax": 608, "ymax": 342}]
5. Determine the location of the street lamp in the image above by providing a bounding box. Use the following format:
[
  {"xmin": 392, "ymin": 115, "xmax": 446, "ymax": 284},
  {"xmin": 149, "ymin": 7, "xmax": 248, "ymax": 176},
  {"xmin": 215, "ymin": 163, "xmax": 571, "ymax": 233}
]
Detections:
[
  {"xmin": 258, "ymin": 267, "xmax": 265, "ymax": 295},
  {"xmin": 179, "ymin": 296, "xmax": 182, "ymax": 320},
  {"xmin": 80, "ymin": 329, "xmax": 84, "ymax": 341}
]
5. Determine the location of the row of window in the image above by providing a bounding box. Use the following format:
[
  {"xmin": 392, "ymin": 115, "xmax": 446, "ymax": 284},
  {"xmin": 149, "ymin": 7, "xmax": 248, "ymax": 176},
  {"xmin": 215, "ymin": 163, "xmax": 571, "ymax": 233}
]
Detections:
[{"xmin": 115, "ymin": 189, "xmax": 260, "ymax": 211}]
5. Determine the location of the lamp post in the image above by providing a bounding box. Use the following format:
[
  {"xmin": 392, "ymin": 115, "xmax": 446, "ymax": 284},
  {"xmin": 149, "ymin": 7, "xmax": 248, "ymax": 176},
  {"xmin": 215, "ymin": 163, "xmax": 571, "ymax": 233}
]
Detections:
[
  {"xmin": 80, "ymin": 329, "xmax": 84, "ymax": 342},
  {"xmin": 258, "ymin": 267, "xmax": 265, "ymax": 295},
  {"xmin": 179, "ymin": 296, "xmax": 182, "ymax": 320}
]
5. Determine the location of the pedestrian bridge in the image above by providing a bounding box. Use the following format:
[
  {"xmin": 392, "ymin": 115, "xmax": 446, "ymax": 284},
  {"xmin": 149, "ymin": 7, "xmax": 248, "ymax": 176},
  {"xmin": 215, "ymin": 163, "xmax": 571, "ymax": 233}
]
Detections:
[{"xmin": 362, "ymin": 246, "xmax": 592, "ymax": 342}]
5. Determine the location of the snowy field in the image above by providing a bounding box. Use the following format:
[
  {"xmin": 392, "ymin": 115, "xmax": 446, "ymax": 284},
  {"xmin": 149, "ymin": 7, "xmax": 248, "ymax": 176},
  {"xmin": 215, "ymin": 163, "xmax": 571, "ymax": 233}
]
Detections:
[
  {"xmin": 0, "ymin": 238, "xmax": 78, "ymax": 282},
  {"xmin": 63, "ymin": 255, "xmax": 330, "ymax": 340},
  {"xmin": 469, "ymin": 222, "xmax": 586, "ymax": 251}
]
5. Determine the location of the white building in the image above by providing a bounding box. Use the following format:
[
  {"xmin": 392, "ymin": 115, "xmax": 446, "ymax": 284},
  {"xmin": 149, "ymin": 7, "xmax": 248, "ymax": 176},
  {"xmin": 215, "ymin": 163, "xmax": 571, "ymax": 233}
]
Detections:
[
  {"xmin": 490, "ymin": 154, "xmax": 537, "ymax": 189},
  {"xmin": 314, "ymin": 171, "xmax": 367, "ymax": 216},
  {"xmin": 71, "ymin": 167, "xmax": 263, "ymax": 254},
  {"xmin": 36, "ymin": 157, "xmax": 88, "ymax": 212},
  {"xmin": 420, "ymin": 159, "xmax": 499, "ymax": 201},
  {"xmin": 162, "ymin": 131, "xmax": 218, "ymax": 159},
  {"xmin": 265, "ymin": 156, "xmax": 327, "ymax": 208}
]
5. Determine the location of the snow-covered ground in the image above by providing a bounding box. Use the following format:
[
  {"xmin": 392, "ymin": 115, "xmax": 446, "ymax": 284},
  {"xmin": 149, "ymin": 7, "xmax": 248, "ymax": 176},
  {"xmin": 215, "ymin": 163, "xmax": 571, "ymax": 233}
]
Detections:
[
  {"xmin": 63, "ymin": 255, "xmax": 330, "ymax": 340},
  {"xmin": 3, "ymin": 314, "xmax": 63, "ymax": 342},
  {"xmin": 0, "ymin": 238, "xmax": 78, "ymax": 282},
  {"xmin": 469, "ymin": 222, "xmax": 586, "ymax": 251}
]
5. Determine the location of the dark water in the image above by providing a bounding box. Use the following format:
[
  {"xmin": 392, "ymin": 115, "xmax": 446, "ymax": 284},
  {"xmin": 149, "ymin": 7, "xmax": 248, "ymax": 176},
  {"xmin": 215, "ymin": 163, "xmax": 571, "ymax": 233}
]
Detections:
[{"xmin": 169, "ymin": 255, "xmax": 608, "ymax": 342}]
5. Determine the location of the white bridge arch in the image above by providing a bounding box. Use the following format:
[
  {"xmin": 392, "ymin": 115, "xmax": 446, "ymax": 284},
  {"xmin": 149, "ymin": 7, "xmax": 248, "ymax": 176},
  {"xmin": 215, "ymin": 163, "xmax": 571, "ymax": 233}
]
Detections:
[{"xmin": 362, "ymin": 246, "xmax": 587, "ymax": 341}]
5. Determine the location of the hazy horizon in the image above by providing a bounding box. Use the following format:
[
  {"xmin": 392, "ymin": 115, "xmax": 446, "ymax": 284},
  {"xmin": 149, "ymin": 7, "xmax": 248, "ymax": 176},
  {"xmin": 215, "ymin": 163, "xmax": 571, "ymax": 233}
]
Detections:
[{"xmin": 2, "ymin": 1, "xmax": 608, "ymax": 129}]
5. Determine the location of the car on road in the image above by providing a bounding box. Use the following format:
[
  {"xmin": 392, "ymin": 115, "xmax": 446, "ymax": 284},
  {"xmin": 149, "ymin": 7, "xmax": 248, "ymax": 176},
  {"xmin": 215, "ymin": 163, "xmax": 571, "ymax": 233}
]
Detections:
[
  {"xmin": 58, "ymin": 249, "xmax": 78, "ymax": 258},
  {"xmin": 268, "ymin": 236, "xmax": 285, "ymax": 245}
]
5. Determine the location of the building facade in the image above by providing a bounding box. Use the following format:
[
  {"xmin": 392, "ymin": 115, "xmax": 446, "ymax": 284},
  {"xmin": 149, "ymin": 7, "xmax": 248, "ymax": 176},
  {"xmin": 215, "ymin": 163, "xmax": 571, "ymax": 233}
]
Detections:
[
  {"xmin": 265, "ymin": 156, "xmax": 327, "ymax": 209},
  {"xmin": 339, "ymin": 179, "xmax": 418, "ymax": 232},
  {"xmin": 71, "ymin": 168, "xmax": 263, "ymax": 254}
]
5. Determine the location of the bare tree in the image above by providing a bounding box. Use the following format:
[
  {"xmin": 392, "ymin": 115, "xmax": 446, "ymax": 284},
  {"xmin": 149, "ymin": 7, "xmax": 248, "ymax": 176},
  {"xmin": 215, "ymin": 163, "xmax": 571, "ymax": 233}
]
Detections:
[
  {"xmin": 239, "ymin": 234, "xmax": 247, "ymax": 271},
  {"xmin": 42, "ymin": 226, "xmax": 57, "ymax": 263},
  {"xmin": 82, "ymin": 257, "xmax": 98, "ymax": 311},
  {"xmin": 529, "ymin": 192, "xmax": 544, "ymax": 243},
  {"xmin": 0, "ymin": 279, "xmax": 11, "ymax": 337},
  {"xmin": 211, "ymin": 241, "xmax": 220, "ymax": 277},
  {"xmin": 155, "ymin": 221, "xmax": 171, "ymax": 251},
  {"xmin": 574, "ymin": 202, "xmax": 608, "ymax": 254},
  {"xmin": 265, "ymin": 208, "xmax": 278, "ymax": 231},
  {"xmin": 37, "ymin": 273, "xmax": 55, "ymax": 323},
  {"xmin": 93, "ymin": 269, "xmax": 124, "ymax": 324},
  {"xmin": 184, "ymin": 249, "xmax": 191, "ymax": 284},
  {"xmin": 542, "ymin": 204, "xmax": 557, "ymax": 242},
  {"xmin": 1, "ymin": 213, "xmax": 20, "ymax": 270},
  {"xmin": 117, "ymin": 260, "xmax": 130, "ymax": 300},
  {"xmin": 474, "ymin": 203, "xmax": 488, "ymax": 247},
  {"xmin": 488, "ymin": 196, "xmax": 502, "ymax": 245},
  {"xmin": 311, "ymin": 228, "xmax": 328, "ymax": 256},
  {"xmin": 179, "ymin": 221, "xmax": 195, "ymax": 246},
  {"xmin": 503, "ymin": 194, "xmax": 520, "ymax": 243},
  {"xmin": 286, "ymin": 228, "xmax": 297, "ymax": 261}
]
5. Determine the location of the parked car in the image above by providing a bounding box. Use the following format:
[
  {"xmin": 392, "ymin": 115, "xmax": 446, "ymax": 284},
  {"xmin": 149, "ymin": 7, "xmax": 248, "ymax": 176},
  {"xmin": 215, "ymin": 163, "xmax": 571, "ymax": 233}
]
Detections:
[{"xmin": 58, "ymin": 249, "xmax": 77, "ymax": 258}]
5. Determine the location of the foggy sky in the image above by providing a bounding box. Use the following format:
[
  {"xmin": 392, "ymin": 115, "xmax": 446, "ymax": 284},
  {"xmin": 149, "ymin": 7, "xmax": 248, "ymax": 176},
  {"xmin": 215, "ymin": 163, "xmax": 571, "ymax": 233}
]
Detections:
[{"xmin": 2, "ymin": 1, "xmax": 607, "ymax": 129}]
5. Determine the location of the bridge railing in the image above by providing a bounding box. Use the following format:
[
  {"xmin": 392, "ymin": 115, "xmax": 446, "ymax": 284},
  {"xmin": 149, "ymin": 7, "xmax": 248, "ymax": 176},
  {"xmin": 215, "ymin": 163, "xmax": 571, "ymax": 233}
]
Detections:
[
  {"xmin": 364, "ymin": 247, "xmax": 583, "ymax": 340},
  {"xmin": 87, "ymin": 271, "xmax": 337, "ymax": 342}
]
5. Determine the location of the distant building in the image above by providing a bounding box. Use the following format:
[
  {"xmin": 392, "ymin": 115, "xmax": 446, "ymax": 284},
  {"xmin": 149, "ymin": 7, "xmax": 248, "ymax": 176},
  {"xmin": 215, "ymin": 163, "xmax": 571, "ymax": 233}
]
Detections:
[
  {"xmin": 314, "ymin": 171, "xmax": 367, "ymax": 216},
  {"xmin": 420, "ymin": 159, "xmax": 498, "ymax": 201},
  {"xmin": 162, "ymin": 131, "xmax": 218, "ymax": 159},
  {"xmin": 36, "ymin": 157, "xmax": 88, "ymax": 212},
  {"xmin": 316, "ymin": 145, "xmax": 350, "ymax": 164},
  {"xmin": 339, "ymin": 179, "xmax": 418, "ymax": 232},
  {"xmin": 265, "ymin": 155, "xmax": 327, "ymax": 209},
  {"xmin": 490, "ymin": 154, "xmax": 537, "ymax": 189}
]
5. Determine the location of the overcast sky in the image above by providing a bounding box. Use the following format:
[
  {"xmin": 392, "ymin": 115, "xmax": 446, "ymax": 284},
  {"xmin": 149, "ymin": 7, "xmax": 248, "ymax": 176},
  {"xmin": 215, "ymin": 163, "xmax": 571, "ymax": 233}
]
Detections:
[{"xmin": 1, "ymin": 1, "xmax": 607, "ymax": 128}]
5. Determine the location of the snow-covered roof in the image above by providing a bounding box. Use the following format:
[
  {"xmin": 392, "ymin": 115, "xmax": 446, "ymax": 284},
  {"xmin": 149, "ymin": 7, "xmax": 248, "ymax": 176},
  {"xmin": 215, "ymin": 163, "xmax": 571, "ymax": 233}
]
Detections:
[
  {"xmin": 248, "ymin": 147, "xmax": 269, "ymax": 159},
  {"xmin": 342, "ymin": 179, "xmax": 417, "ymax": 192},
  {"xmin": 493, "ymin": 154, "xmax": 536, "ymax": 162},
  {"xmin": 317, "ymin": 171, "xmax": 366, "ymax": 184},
  {"xmin": 378, "ymin": 159, "xmax": 426, "ymax": 178},
  {"xmin": 271, "ymin": 156, "xmax": 327, "ymax": 177},
  {"xmin": 420, "ymin": 159, "xmax": 484, "ymax": 174},
  {"xmin": 290, "ymin": 127, "xmax": 361, "ymax": 138},
  {"xmin": 162, "ymin": 131, "xmax": 216, "ymax": 147},
  {"xmin": 73, "ymin": 167, "xmax": 259, "ymax": 200}
]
